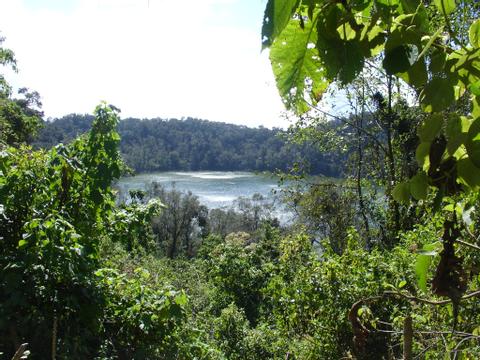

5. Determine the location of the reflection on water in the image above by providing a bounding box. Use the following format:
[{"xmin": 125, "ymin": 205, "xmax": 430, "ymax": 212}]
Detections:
[{"xmin": 116, "ymin": 171, "xmax": 280, "ymax": 209}]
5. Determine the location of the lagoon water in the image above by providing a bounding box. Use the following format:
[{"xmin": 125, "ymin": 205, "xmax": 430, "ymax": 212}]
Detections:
[{"xmin": 116, "ymin": 171, "xmax": 281, "ymax": 209}]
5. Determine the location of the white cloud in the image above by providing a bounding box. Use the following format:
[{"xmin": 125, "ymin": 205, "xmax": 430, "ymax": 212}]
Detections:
[{"xmin": 0, "ymin": 0, "xmax": 287, "ymax": 128}]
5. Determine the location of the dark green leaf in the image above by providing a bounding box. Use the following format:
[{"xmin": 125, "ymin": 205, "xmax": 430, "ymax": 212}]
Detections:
[
  {"xmin": 410, "ymin": 172, "xmax": 428, "ymax": 200},
  {"xmin": 429, "ymin": 49, "xmax": 446, "ymax": 74},
  {"xmin": 421, "ymin": 77, "xmax": 455, "ymax": 112},
  {"xmin": 416, "ymin": 142, "xmax": 431, "ymax": 170},
  {"xmin": 466, "ymin": 117, "xmax": 480, "ymax": 168},
  {"xmin": 392, "ymin": 181, "xmax": 410, "ymax": 203},
  {"xmin": 262, "ymin": 0, "xmax": 300, "ymax": 48},
  {"xmin": 418, "ymin": 113, "xmax": 443, "ymax": 142},
  {"xmin": 397, "ymin": 58, "xmax": 428, "ymax": 88},
  {"xmin": 457, "ymin": 158, "xmax": 480, "ymax": 189},
  {"xmin": 446, "ymin": 115, "xmax": 468, "ymax": 156},
  {"xmin": 383, "ymin": 45, "xmax": 413, "ymax": 75}
]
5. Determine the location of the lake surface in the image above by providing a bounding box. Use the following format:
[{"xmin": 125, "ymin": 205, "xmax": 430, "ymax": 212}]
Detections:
[{"xmin": 116, "ymin": 171, "xmax": 282, "ymax": 209}]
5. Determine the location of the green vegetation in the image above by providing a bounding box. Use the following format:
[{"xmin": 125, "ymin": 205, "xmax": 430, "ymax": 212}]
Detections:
[{"xmin": 1, "ymin": 0, "xmax": 480, "ymax": 359}]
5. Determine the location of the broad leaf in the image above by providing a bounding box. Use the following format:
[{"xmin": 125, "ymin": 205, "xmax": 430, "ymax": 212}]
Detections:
[
  {"xmin": 383, "ymin": 45, "xmax": 415, "ymax": 75},
  {"xmin": 466, "ymin": 117, "xmax": 480, "ymax": 168},
  {"xmin": 446, "ymin": 115, "xmax": 469, "ymax": 155},
  {"xmin": 397, "ymin": 58, "xmax": 428, "ymax": 88},
  {"xmin": 429, "ymin": 48, "xmax": 446, "ymax": 74},
  {"xmin": 433, "ymin": 0, "xmax": 456, "ymax": 15},
  {"xmin": 269, "ymin": 15, "xmax": 328, "ymax": 113},
  {"xmin": 470, "ymin": 81, "xmax": 480, "ymax": 96},
  {"xmin": 416, "ymin": 142, "xmax": 431, "ymax": 170},
  {"xmin": 410, "ymin": 172, "xmax": 428, "ymax": 200},
  {"xmin": 457, "ymin": 158, "xmax": 480, "ymax": 190},
  {"xmin": 415, "ymin": 242, "xmax": 441, "ymax": 292},
  {"xmin": 262, "ymin": 0, "xmax": 300, "ymax": 48},
  {"xmin": 418, "ymin": 113, "xmax": 443, "ymax": 142},
  {"xmin": 421, "ymin": 77, "xmax": 455, "ymax": 112},
  {"xmin": 470, "ymin": 20, "xmax": 480, "ymax": 48},
  {"xmin": 393, "ymin": 181, "xmax": 410, "ymax": 203}
]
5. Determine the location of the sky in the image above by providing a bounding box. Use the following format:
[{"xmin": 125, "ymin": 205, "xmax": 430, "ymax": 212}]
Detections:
[{"xmin": 0, "ymin": 0, "xmax": 289, "ymax": 128}]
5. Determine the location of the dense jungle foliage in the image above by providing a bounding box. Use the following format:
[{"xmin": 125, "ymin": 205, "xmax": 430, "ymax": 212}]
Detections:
[
  {"xmin": 34, "ymin": 115, "xmax": 341, "ymax": 176},
  {"xmin": 1, "ymin": 0, "xmax": 480, "ymax": 358}
]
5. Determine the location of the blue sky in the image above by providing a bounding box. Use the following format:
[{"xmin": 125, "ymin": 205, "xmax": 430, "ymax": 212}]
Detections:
[{"xmin": 0, "ymin": 0, "xmax": 288, "ymax": 128}]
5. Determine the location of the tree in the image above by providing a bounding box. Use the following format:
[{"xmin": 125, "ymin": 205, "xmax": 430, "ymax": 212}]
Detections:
[
  {"xmin": 0, "ymin": 36, "xmax": 43, "ymax": 146},
  {"xmin": 263, "ymin": 0, "xmax": 479, "ymax": 255},
  {"xmin": 147, "ymin": 183, "xmax": 207, "ymax": 258},
  {"xmin": 262, "ymin": 0, "xmax": 480, "ymax": 195}
]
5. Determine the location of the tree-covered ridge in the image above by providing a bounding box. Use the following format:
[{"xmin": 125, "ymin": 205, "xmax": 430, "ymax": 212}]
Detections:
[{"xmin": 34, "ymin": 114, "xmax": 341, "ymax": 176}]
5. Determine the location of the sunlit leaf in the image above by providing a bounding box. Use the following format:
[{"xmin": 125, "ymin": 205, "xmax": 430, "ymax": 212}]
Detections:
[
  {"xmin": 415, "ymin": 242, "xmax": 441, "ymax": 292},
  {"xmin": 416, "ymin": 142, "xmax": 431, "ymax": 170},
  {"xmin": 269, "ymin": 14, "xmax": 328, "ymax": 113},
  {"xmin": 466, "ymin": 117, "xmax": 480, "ymax": 168},
  {"xmin": 446, "ymin": 115, "xmax": 469, "ymax": 155},
  {"xmin": 470, "ymin": 81, "xmax": 480, "ymax": 96},
  {"xmin": 18, "ymin": 239, "xmax": 28, "ymax": 248},
  {"xmin": 262, "ymin": 0, "xmax": 300, "ymax": 49},
  {"xmin": 433, "ymin": 0, "xmax": 456, "ymax": 15},
  {"xmin": 469, "ymin": 19, "xmax": 480, "ymax": 48}
]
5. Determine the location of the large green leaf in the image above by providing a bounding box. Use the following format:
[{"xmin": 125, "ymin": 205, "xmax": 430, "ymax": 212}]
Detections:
[
  {"xmin": 469, "ymin": 20, "xmax": 480, "ymax": 48},
  {"xmin": 429, "ymin": 48, "xmax": 446, "ymax": 74},
  {"xmin": 446, "ymin": 115, "xmax": 469, "ymax": 156},
  {"xmin": 262, "ymin": 0, "xmax": 300, "ymax": 49},
  {"xmin": 269, "ymin": 15, "xmax": 328, "ymax": 113},
  {"xmin": 470, "ymin": 80, "xmax": 480, "ymax": 96},
  {"xmin": 457, "ymin": 158, "xmax": 480, "ymax": 190},
  {"xmin": 420, "ymin": 77, "xmax": 455, "ymax": 112},
  {"xmin": 416, "ymin": 142, "xmax": 431, "ymax": 170},
  {"xmin": 415, "ymin": 242, "xmax": 441, "ymax": 292},
  {"xmin": 397, "ymin": 58, "xmax": 428, "ymax": 88},
  {"xmin": 383, "ymin": 45, "xmax": 414, "ymax": 75},
  {"xmin": 418, "ymin": 113, "xmax": 443, "ymax": 142},
  {"xmin": 335, "ymin": 41, "xmax": 365, "ymax": 84},
  {"xmin": 315, "ymin": 6, "xmax": 366, "ymax": 84},
  {"xmin": 466, "ymin": 117, "xmax": 480, "ymax": 168},
  {"xmin": 474, "ymin": 97, "xmax": 480, "ymax": 119},
  {"xmin": 433, "ymin": 0, "xmax": 456, "ymax": 15},
  {"xmin": 392, "ymin": 181, "xmax": 410, "ymax": 203},
  {"xmin": 410, "ymin": 172, "xmax": 429, "ymax": 200}
]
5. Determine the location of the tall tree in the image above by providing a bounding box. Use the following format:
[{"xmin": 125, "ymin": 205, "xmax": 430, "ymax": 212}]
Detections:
[
  {"xmin": 0, "ymin": 35, "xmax": 43, "ymax": 147},
  {"xmin": 262, "ymin": 0, "xmax": 480, "ymax": 324}
]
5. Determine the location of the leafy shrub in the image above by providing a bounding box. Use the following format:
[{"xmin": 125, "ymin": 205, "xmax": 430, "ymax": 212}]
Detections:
[{"xmin": 96, "ymin": 268, "xmax": 187, "ymax": 359}]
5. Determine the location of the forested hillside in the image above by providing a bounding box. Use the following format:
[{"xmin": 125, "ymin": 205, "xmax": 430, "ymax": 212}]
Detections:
[{"xmin": 34, "ymin": 114, "xmax": 341, "ymax": 176}]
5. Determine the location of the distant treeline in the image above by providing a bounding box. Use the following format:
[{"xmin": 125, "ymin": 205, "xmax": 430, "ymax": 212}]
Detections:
[{"xmin": 34, "ymin": 114, "xmax": 341, "ymax": 176}]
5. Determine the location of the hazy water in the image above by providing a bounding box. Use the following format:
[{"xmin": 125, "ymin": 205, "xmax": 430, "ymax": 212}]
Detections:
[{"xmin": 116, "ymin": 171, "xmax": 281, "ymax": 209}]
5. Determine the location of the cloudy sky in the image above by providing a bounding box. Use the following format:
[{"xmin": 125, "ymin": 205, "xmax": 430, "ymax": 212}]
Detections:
[{"xmin": 0, "ymin": 0, "xmax": 288, "ymax": 127}]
